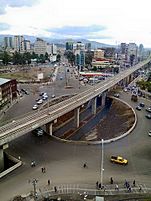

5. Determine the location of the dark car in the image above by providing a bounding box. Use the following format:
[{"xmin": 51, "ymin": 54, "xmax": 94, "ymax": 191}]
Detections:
[
  {"xmin": 146, "ymin": 114, "xmax": 151, "ymax": 119},
  {"xmin": 139, "ymin": 102, "xmax": 145, "ymax": 107}
]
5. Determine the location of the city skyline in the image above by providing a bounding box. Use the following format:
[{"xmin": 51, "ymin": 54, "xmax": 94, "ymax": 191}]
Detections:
[{"xmin": 0, "ymin": 0, "xmax": 151, "ymax": 47}]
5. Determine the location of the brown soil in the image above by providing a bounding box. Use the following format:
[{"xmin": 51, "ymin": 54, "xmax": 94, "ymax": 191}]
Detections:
[{"xmin": 84, "ymin": 99, "xmax": 135, "ymax": 141}]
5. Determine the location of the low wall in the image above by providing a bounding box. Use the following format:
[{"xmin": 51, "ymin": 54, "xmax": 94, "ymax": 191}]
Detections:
[{"xmin": 0, "ymin": 153, "xmax": 22, "ymax": 179}]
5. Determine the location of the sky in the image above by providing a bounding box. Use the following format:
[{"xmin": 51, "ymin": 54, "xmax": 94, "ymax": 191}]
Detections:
[{"xmin": 0, "ymin": 0, "xmax": 151, "ymax": 47}]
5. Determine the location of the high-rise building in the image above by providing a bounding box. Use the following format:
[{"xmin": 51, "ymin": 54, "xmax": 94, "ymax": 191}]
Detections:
[
  {"xmin": 75, "ymin": 50, "xmax": 85, "ymax": 69},
  {"xmin": 24, "ymin": 40, "xmax": 31, "ymax": 52},
  {"xmin": 52, "ymin": 44, "xmax": 57, "ymax": 55},
  {"xmin": 127, "ymin": 43, "xmax": 138, "ymax": 64},
  {"xmin": 4, "ymin": 37, "xmax": 13, "ymax": 49},
  {"xmin": 85, "ymin": 43, "xmax": 91, "ymax": 51},
  {"xmin": 13, "ymin": 35, "xmax": 24, "ymax": 51},
  {"xmin": 34, "ymin": 38, "xmax": 47, "ymax": 55},
  {"xmin": 66, "ymin": 41, "xmax": 73, "ymax": 50},
  {"xmin": 120, "ymin": 43, "xmax": 128, "ymax": 54},
  {"xmin": 73, "ymin": 41, "xmax": 85, "ymax": 51}
]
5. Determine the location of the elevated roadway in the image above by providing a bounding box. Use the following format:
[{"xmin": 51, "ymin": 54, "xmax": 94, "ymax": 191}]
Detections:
[{"xmin": 0, "ymin": 58, "xmax": 150, "ymax": 146}]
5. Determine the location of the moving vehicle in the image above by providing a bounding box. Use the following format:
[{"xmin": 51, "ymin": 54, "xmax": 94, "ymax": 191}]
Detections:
[
  {"xmin": 131, "ymin": 94, "xmax": 138, "ymax": 102},
  {"xmin": 110, "ymin": 156, "xmax": 128, "ymax": 165}
]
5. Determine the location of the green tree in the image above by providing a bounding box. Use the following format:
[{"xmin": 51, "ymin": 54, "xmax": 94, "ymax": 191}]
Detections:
[
  {"xmin": 45, "ymin": 52, "xmax": 49, "ymax": 61},
  {"xmin": 56, "ymin": 54, "xmax": 61, "ymax": 62},
  {"xmin": 85, "ymin": 51, "xmax": 93, "ymax": 66},
  {"xmin": 64, "ymin": 50, "xmax": 75, "ymax": 65},
  {"xmin": 12, "ymin": 51, "xmax": 22, "ymax": 65},
  {"xmin": 2, "ymin": 51, "xmax": 11, "ymax": 65}
]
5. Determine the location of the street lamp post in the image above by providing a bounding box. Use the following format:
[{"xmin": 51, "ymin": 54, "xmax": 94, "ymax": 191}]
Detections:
[
  {"xmin": 101, "ymin": 139, "xmax": 104, "ymax": 186},
  {"xmin": 32, "ymin": 178, "xmax": 38, "ymax": 201}
]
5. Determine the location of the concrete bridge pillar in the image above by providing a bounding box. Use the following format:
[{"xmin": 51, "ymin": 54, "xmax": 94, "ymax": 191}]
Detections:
[
  {"xmin": 92, "ymin": 97, "xmax": 97, "ymax": 115},
  {"xmin": 74, "ymin": 107, "xmax": 80, "ymax": 128},
  {"xmin": 0, "ymin": 144, "xmax": 8, "ymax": 172},
  {"xmin": 101, "ymin": 92, "xmax": 106, "ymax": 107},
  {"xmin": 46, "ymin": 122, "xmax": 53, "ymax": 136},
  {"xmin": 0, "ymin": 148, "xmax": 4, "ymax": 172}
]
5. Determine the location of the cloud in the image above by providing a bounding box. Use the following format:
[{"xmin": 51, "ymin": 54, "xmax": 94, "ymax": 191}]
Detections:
[
  {"xmin": 46, "ymin": 25, "xmax": 111, "ymax": 40},
  {"xmin": 48, "ymin": 25, "xmax": 106, "ymax": 36},
  {"xmin": 0, "ymin": 0, "xmax": 39, "ymax": 15},
  {"xmin": 0, "ymin": 23, "xmax": 11, "ymax": 31}
]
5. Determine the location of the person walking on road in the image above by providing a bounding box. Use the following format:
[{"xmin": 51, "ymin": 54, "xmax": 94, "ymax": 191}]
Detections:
[
  {"xmin": 48, "ymin": 180, "xmax": 50, "ymax": 185},
  {"xmin": 54, "ymin": 186, "xmax": 57, "ymax": 193},
  {"xmin": 133, "ymin": 180, "xmax": 136, "ymax": 187},
  {"xmin": 83, "ymin": 163, "xmax": 87, "ymax": 168},
  {"xmin": 110, "ymin": 177, "xmax": 113, "ymax": 184}
]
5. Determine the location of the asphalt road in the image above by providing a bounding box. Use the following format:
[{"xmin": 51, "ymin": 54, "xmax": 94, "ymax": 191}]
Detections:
[{"xmin": 0, "ymin": 89, "xmax": 151, "ymax": 200}]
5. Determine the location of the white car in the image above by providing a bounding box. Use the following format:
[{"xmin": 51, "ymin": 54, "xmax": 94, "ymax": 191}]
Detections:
[
  {"xmin": 148, "ymin": 130, "xmax": 151, "ymax": 136},
  {"xmin": 37, "ymin": 99, "xmax": 43, "ymax": 104},
  {"xmin": 51, "ymin": 94, "xmax": 55, "ymax": 98},
  {"xmin": 32, "ymin": 104, "xmax": 38, "ymax": 110}
]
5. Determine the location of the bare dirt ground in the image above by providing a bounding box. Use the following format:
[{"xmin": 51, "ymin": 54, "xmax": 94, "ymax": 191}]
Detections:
[
  {"xmin": 0, "ymin": 66, "xmax": 55, "ymax": 81},
  {"xmin": 84, "ymin": 100, "xmax": 135, "ymax": 141}
]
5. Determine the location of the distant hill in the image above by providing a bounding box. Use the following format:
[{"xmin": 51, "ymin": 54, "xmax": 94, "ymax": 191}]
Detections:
[{"xmin": 0, "ymin": 34, "xmax": 114, "ymax": 49}]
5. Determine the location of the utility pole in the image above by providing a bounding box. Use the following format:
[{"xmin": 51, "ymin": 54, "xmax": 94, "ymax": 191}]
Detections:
[
  {"xmin": 32, "ymin": 178, "xmax": 38, "ymax": 201},
  {"xmin": 100, "ymin": 139, "xmax": 104, "ymax": 186}
]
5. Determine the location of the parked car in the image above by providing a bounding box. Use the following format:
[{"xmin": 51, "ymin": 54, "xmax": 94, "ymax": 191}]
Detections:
[
  {"xmin": 32, "ymin": 104, "xmax": 38, "ymax": 110},
  {"xmin": 113, "ymin": 93, "xmax": 120, "ymax": 98},
  {"xmin": 146, "ymin": 114, "xmax": 151, "ymax": 119},
  {"xmin": 136, "ymin": 106, "xmax": 141, "ymax": 111},
  {"xmin": 146, "ymin": 107, "xmax": 151, "ymax": 113},
  {"xmin": 139, "ymin": 102, "xmax": 145, "ymax": 107},
  {"xmin": 37, "ymin": 99, "xmax": 43, "ymax": 104},
  {"xmin": 51, "ymin": 94, "xmax": 55, "ymax": 98},
  {"xmin": 148, "ymin": 130, "xmax": 151, "ymax": 136}
]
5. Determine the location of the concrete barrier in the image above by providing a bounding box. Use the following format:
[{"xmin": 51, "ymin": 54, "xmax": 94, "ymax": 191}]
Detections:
[{"xmin": 0, "ymin": 154, "xmax": 22, "ymax": 179}]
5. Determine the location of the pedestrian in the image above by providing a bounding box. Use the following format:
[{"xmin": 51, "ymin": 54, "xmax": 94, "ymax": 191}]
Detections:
[
  {"xmin": 110, "ymin": 177, "xmax": 113, "ymax": 184},
  {"xmin": 41, "ymin": 167, "xmax": 43, "ymax": 173},
  {"xmin": 48, "ymin": 180, "xmax": 50, "ymax": 185},
  {"xmin": 128, "ymin": 186, "xmax": 131, "ymax": 192},
  {"xmin": 96, "ymin": 181, "xmax": 99, "ymax": 189},
  {"xmin": 115, "ymin": 184, "xmax": 119, "ymax": 191},
  {"xmin": 133, "ymin": 180, "xmax": 136, "ymax": 187},
  {"xmin": 83, "ymin": 163, "xmax": 87, "ymax": 168},
  {"xmin": 54, "ymin": 186, "xmax": 57, "ymax": 193},
  {"xmin": 139, "ymin": 186, "xmax": 142, "ymax": 192},
  {"xmin": 98, "ymin": 183, "xmax": 102, "ymax": 189},
  {"xmin": 43, "ymin": 167, "xmax": 46, "ymax": 173}
]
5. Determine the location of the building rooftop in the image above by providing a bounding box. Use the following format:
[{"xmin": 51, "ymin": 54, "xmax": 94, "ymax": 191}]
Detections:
[{"xmin": 0, "ymin": 78, "xmax": 10, "ymax": 85}]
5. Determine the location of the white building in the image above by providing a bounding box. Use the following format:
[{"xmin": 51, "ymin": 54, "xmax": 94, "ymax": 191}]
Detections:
[
  {"xmin": 34, "ymin": 38, "xmax": 47, "ymax": 55},
  {"xmin": 73, "ymin": 42, "xmax": 85, "ymax": 51},
  {"xmin": 13, "ymin": 35, "xmax": 24, "ymax": 51},
  {"xmin": 94, "ymin": 49, "xmax": 104, "ymax": 59},
  {"xmin": 127, "ymin": 43, "xmax": 138, "ymax": 63}
]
